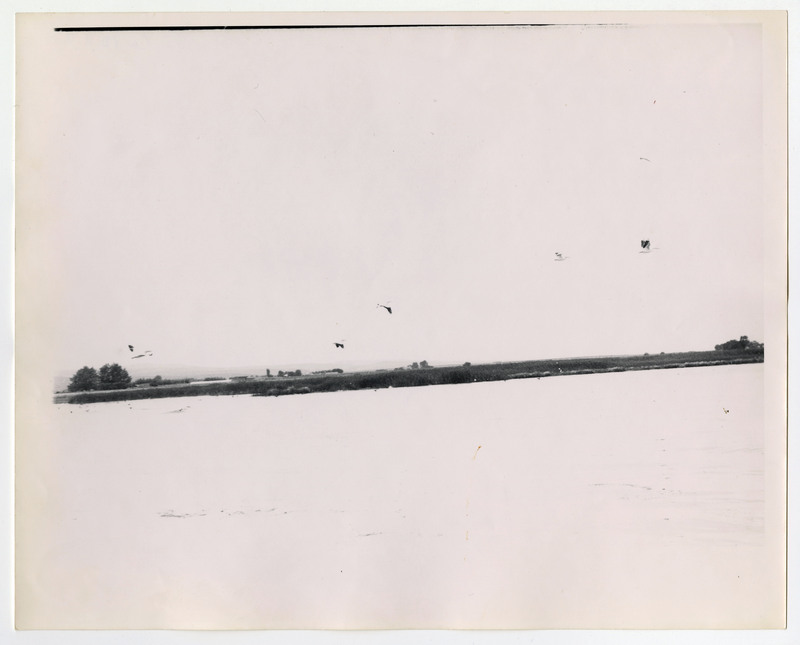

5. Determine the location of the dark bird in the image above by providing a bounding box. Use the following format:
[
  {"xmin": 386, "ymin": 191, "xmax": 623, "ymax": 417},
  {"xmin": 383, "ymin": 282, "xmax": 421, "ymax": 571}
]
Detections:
[
  {"xmin": 554, "ymin": 252, "xmax": 567, "ymax": 261},
  {"xmin": 334, "ymin": 342, "xmax": 344, "ymax": 349},
  {"xmin": 128, "ymin": 345, "xmax": 134, "ymax": 352},
  {"xmin": 641, "ymin": 240, "xmax": 651, "ymax": 251},
  {"xmin": 132, "ymin": 350, "xmax": 153, "ymax": 359},
  {"xmin": 377, "ymin": 304, "xmax": 392, "ymax": 314},
  {"xmin": 640, "ymin": 157, "xmax": 651, "ymax": 162}
]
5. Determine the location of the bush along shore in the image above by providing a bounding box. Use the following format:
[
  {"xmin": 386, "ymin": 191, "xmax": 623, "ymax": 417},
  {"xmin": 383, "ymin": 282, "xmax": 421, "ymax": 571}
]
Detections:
[{"xmin": 55, "ymin": 348, "xmax": 764, "ymax": 405}]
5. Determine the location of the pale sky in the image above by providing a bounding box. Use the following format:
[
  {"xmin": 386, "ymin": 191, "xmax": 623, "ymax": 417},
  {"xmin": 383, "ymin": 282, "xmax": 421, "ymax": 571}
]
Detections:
[{"xmin": 18, "ymin": 17, "xmax": 767, "ymax": 373}]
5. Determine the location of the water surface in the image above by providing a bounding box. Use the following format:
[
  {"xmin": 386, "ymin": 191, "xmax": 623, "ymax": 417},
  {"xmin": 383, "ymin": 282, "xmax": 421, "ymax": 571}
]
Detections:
[{"xmin": 26, "ymin": 364, "xmax": 779, "ymax": 628}]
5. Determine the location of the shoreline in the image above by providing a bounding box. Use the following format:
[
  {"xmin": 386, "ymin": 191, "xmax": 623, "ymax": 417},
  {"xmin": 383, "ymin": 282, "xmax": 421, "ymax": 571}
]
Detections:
[{"xmin": 55, "ymin": 350, "xmax": 764, "ymax": 405}]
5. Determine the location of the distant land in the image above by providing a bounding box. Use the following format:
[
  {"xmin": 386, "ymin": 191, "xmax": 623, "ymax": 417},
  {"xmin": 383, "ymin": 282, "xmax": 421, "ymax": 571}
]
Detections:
[
  {"xmin": 52, "ymin": 360, "xmax": 405, "ymax": 393},
  {"xmin": 55, "ymin": 348, "xmax": 764, "ymax": 405}
]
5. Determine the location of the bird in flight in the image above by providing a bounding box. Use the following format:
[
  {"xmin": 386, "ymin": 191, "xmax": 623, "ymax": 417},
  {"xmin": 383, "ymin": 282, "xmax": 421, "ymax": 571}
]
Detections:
[
  {"xmin": 639, "ymin": 157, "xmax": 651, "ymax": 162},
  {"xmin": 128, "ymin": 345, "xmax": 134, "ymax": 352},
  {"xmin": 377, "ymin": 304, "xmax": 393, "ymax": 314},
  {"xmin": 132, "ymin": 350, "xmax": 153, "ymax": 359},
  {"xmin": 554, "ymin": 252, "xmax": 568, "ymax": 261},
  {"xmin": 641, "ymin": 240, "xmax": 651, "ymax": 251},
  {"xmin": 334, "ymin": 342, "xmax": 345, "ymax": 349}
]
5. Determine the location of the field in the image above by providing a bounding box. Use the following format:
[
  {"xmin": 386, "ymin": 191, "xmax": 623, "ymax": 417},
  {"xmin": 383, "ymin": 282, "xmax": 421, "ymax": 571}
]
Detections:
[{"xmin": 56, "ymin": 349, "xmax": 764, "ymax": 405}]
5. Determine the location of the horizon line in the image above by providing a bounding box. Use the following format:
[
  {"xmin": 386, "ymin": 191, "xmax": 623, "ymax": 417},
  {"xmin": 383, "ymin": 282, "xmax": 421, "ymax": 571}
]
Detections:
[{"xmin": 54, "ymin": 347, "xmax": 747, "ymax": 375}]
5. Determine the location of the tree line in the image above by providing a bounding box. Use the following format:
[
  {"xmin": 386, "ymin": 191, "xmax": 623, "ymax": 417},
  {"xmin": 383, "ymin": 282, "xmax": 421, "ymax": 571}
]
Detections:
[
  {"xmin": 714, "ymin": 336, "xmax": 764, "ymax": 351},
  {"xmin": 68, "ymin": 363, "xmax": 132, "ymax": 392}
]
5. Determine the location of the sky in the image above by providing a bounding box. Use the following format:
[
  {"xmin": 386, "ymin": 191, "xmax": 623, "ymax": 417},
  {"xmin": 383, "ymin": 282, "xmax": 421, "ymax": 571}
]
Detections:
[{"xmin": 17, "ymin": 16, "xmax": 769, "ymax": 374}]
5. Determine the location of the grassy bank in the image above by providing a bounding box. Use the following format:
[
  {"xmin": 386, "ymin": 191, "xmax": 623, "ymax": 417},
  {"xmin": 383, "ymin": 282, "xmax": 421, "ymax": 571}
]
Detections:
[{"xmin": 55, "ymin": 349, "xmax": 764, "ymax": 405}]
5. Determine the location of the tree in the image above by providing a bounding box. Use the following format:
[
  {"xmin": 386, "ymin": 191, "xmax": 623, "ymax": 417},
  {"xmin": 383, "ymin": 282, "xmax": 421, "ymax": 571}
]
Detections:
[
  {"xmin": 98, "ymin": 363, "xmax": 132, "ymax": 390},
  {"xmin": 410, "ymin": 362, "xmax": 419, "ymax": 370},
  {"xmin": 420, "ymin": 360, "xmax": 430, "ymax": 369},
  {"xmin": 715, "ymin": 336, "xmax": 762, "ymax": 351},
  {"xmin": 68, "ymin": 366, "xmax": 99, "ymax": 392},
  {"xmin": 149, "ymin": 375, "xmax": 163, "ymax": 387}
]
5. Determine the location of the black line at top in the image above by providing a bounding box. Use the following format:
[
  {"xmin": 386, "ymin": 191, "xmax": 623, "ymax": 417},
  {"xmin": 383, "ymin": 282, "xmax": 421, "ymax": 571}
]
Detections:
[{"xmin": 54, "ymin": 23, "xmax": 622, "ymax": 33}]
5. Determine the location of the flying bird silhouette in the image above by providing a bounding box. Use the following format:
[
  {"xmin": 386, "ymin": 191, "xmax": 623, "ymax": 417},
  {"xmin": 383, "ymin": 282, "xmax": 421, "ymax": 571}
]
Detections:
[
  {"xmin": 131, "ymin": 350, "xmax": 153, "ymax": 359},
  {"xmin": 334, "ymin": 342, "xmax": 344, "ymax": 349},
  {"xmin": 554, "ymin": 252, "xmax": 568, "ymax": 261},
  {"xmin": 128, "ymin": 345, "xmax": 134, "ymax": 352},
  {"xmin": 641, "ymin": 240, "xmax": 651, "ymax": 251},
  {"xmin": 377, "ymin": 304, "xmax": 392, "ymax": 314}
]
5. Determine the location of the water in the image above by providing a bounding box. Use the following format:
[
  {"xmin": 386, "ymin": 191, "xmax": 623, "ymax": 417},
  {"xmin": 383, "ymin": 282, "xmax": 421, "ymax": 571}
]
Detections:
[{"xmin": 19, "ymin": 364, "xmax": 781, "ymax": 629}]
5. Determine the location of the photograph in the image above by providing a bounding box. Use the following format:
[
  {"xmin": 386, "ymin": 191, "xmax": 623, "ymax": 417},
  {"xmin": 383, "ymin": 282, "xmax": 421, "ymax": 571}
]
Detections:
[{"xmin": 13, "ymin": 9, "xmax": 788, "ymax": 631}]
